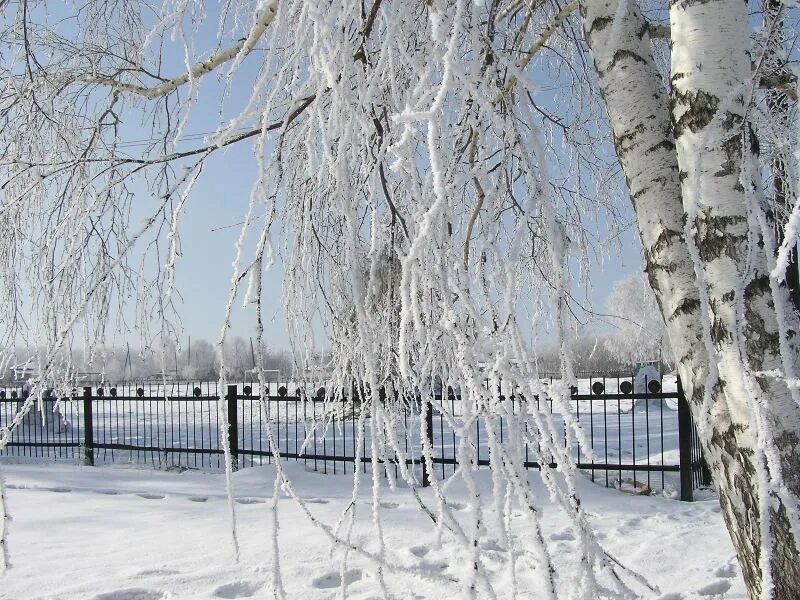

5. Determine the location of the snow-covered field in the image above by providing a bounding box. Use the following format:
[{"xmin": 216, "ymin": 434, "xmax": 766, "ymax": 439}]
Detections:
[{"xmin": 1, "ymin": 462, "xmax": 743, "ymax": 599}]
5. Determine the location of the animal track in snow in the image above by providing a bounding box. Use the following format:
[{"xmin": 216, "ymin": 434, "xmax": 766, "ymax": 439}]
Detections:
[
  {"xmin": 235, "ymin": 497, "xmax": 266, "ymax": 505},
  {"xmin": 188, "ymin": 496, "xmax": 208, "ymax": 503},
  {"xmin": 93, "ymin": 588, "xmax": 165, "ymax": 600},
  {"xmin": 304, "ymin": 498, "xmax": 329, "ymax": 504},
  {"xmin": 549, "ymin": 529, "xmax": 575, "ymax": 541},
  {"xmin": 213, "ymin": 581, "xmax": 263, "ymax": 598},
  {"xmin": 479, "ymin": 539, "xmax": 503, "ymax": 552},
  {"xmin": 420, "ymin": 559, "xmax": 449, "ymax": 571},
  {"xmin": 446, "ymin": 502, "xmax": 466, "ymax": 511},
  {"xmin": 696, "ymin": 579, "xmax": 732, "ymax": 596},
  {"xmin": 96, "ymin": 489, "xmax": 120, "ymax": 495},
  {"xmin": 136, "ymin": 493, "xmax": 165, "ymax": 500},
  {"xmin": 409, "ymin": 545, "xmax": 429, "ymax": 558},
  {"xmin": 312, "ymin": 569, "xmax": 363, "ymax": 589},
  {"xmin": 133, "ymin": 568, "xmax": 180, "ymax": 578},
  {"xmin": 714, "ymin": 561, "xmax": 737, "ymax": 578},
  {"xmin": 379, "ymin": 501, "xmax": 399, "ymax": 509},
  {"xmin": 46, "ymin": 486, "xmax": 72, "ymax": 493}
]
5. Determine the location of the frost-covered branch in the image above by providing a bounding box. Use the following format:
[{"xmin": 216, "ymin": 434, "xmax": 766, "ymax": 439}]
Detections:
[
  {"xmin": 2, "ymin": 0, "xmax": 799, "ymax": 597},
  {"xmin": 78, "ymin": 1, "xmax": 280, "ymax": 100}
]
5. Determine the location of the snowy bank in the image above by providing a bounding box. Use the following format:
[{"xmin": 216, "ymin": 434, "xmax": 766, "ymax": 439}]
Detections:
[{"xmin": 0, "ymin": 462, "xmax": 743, "ymax": 599}]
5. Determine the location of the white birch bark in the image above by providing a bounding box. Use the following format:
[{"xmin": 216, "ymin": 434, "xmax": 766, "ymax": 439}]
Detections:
[
  {"xmin": 583, "ymin": 0, "xmax": 800, "ymax": 596},
  {"xmin": 670, "ymin": 0, "xmax": 800, "ymax": 596}
]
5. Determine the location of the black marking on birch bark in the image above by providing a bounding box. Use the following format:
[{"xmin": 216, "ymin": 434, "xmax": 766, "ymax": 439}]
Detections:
[
  {"xmin": 645, "ymin": 139, "xmax": 676, "ymax": 155},
  {"xmin": 742, "ymin": 276, "xmax": 780, "ymax": 371},
  {"xmin": 670, "ymin": 297, "xmax": 701, "ymax": 321},
  {"xmin": 585, "ymin": 16, "xmax": 613, "ymax": 43},
  {"xmin": 602, "ymin": 49, "xmax": 649, "ymax": 72},
  {"xmin": 673, "ymin": 89, "xmax": 720, "ymax": 136},
  {"xmin": 613, "ymin": 123, "xmax": 646, "ymax": 152},
  {"xmin": 695, "ymin": 214, "xmax": 748, "ymax": 263},
  {"xmin": 676, "ymin": 348, "xmax": 697, "ymax": 366},
  {"xmin": 773, "ymin": 430, "xmax": 800, "ymax": 494},
  {"xmin": 746, "ymin": 273, "xmax": 772, "ymax": 296},
  {"xmin": 769, "ymin": 502, "xmax": 800, "ymax": 599},
  {"xmin": 632, "ymin": 173, "xmax": 680, "ymax": 199},
  {"xmin": 649, "ymin": 226, "xmax": 684, "ymax": 256},
  {"xmin": 710, "ymin": 421, "xmax": 764, "ymax": 597},
  {"xmin": 710, "ymin": 312, "xmax": 734, "ymax": 345},
  {"xmin": 715, "ymin": 131, "xmax": 744, "ymax": 178}
]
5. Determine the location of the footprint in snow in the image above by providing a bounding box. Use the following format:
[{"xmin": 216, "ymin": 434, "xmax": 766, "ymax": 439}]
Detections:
[
  {"xmin": 480, "ymin": 539, "xmax": 503, "ymax": 552},
  {"xmin": 655, "ymin": 593, "xmax": 684, "ymax": 600},
  {"xmin": 446, "ymin": 502, "xmax": 466, "ymax": 511},
  {"xmin": 188, "ymin": 496, "xmax": 208, "ymax": 503},
  {"xmin": 417, "ymin": 556, "xmax": 450, "ymax": 571},
  {"xmin": 96, "ymin": 489, "xmax": 120, "ymax": 495},
  {"xmin": 409, "ymin": 545, "xmax": 430, "ymax": 558},
  {"xmin": 93, "ymin": 588, "xmax": 165, "ymax": 600},
  {"xmin": 134, "ymin": 568, "xmax": 181, "ymax": 578},
  {"xmin": 696, "ymin": 579, "xmax": 732, "ymax": 597},
  {"xmin": 549, "ymin": 529, "xmax": 575, "ymax": 541},
  {"xmin": 312, "ymin": 569, "xmax": 363, "ymax": 589},
  {"xmin": 304, "ymin": 498, "xmax": 329, "ymax": 504},
  {"xmin": 235, "ymin": 497, "xmax": 266, "ymax": 505},
  {"xmin": 137, "ymin": 493, "xmax": 165, "ymax": 500},
  {"xmin": 714, "ymin": 561, "xmax": 737, "ymax": 579},
  {"xmin": 5, "ymin": 484, "xmax": 27, "ymax": 490},
  {"xmin": 46, "ymin": 486, "xmax": 72, "ymax": 493},
  {"xmin": 379, "ymin": 501, "xmax": 399, "ymax": 509},
  {"xmin": 213, "ymin": 581, "xmax": 263, "ymax": 598}
]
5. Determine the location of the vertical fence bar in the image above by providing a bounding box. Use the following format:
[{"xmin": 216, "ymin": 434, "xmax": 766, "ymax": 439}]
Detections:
[
  {"xmin": 677, "ymin": 377, "xmax": 693, "ymax": 502},
  {"xmin": 422, "ymin": 400, "xmax": 434, "ymax": 487},
  {"xmin": 227, "ymin": 384, "xmax": 239, "ymax": 472},
  {"xmin": 82, "ymin": 387, "xmax": 94, "ymax": 466}
]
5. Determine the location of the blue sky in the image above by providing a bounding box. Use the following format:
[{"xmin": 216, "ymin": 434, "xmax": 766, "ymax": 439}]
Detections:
[
  {"xmin": 102, "ymin": 6, "xmax": 646, "ymax": 352},
  {"xmin": 165, "ymin": 158, "xmax": 643, "ymax": 350}
]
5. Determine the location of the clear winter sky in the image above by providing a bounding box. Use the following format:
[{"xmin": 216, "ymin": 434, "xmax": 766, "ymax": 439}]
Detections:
[
  {"xmin": 111, "ymin": 8, "xmax": 645, "ymax": 352},
  {"xmin": 167, "ymin": 159, "xmax": 644, "ymax": 350}
]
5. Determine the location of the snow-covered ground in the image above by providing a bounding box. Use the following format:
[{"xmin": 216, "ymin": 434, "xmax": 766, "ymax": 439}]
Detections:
[{"xmin": 1, "ymin": 462, "xmax": 743, "ymax": 599}]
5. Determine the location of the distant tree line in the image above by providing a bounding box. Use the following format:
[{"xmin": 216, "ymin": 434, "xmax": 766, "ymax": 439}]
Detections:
[{"xmin": 3, "ymin": 337, "xmax": 294, "ymax": 382}]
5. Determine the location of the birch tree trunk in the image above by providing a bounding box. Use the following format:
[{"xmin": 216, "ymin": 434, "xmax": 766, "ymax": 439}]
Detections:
[
  {"xmin": 581, "ymin": 0, "xmax": 800, "ymax": 596},
  {"xmin": 670, "ymin": 0, "xmax": 800, "ymax": 596}
]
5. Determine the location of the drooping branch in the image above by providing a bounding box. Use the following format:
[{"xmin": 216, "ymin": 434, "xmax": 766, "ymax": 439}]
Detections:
[
  {"xmin": 502, "ymin": 0, "xmax": 579, "ymax": 97},
  {"xmin": 79, "ymin": 1, "xmax": 280, "ymax": 100}
]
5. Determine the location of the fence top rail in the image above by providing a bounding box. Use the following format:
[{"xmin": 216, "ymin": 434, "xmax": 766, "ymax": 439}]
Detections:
[{"xmin": 0, "ymin": 392, "xmax": 681, "ymax": 403}]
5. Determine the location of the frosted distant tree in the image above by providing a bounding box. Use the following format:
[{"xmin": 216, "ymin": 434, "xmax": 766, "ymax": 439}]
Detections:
[
  {"xmin": 604, "ymin": 274, "xmax": 672, "ymax": 368},
  {"xmin": 180, "ymin": 339, "xmax": 219, "ymax": 380},
  {"xmin": 0, "ymin": 0, "xmax": 799, "ymax": 597}
]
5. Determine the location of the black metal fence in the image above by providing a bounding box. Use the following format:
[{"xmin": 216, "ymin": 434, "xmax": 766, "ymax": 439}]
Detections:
[{"xmin": 0, "ymin": 375, "xmax": 710, "ymax": 500}]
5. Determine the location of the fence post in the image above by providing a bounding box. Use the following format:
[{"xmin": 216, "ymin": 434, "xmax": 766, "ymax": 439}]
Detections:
[
  {"xmin": 421, "ymin": 400, "xmax": 434, "ymax": 487},
  {"xmin": 82, "ymin": 387, "xmax": 94, "ymax": 466},
  {"xmin": 226, "ymin": 384, "xmax": 239, "ymax": 471},
  {"xmin": 677, "ymin": 377, "xmax": 693, "ymax": 502}
]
